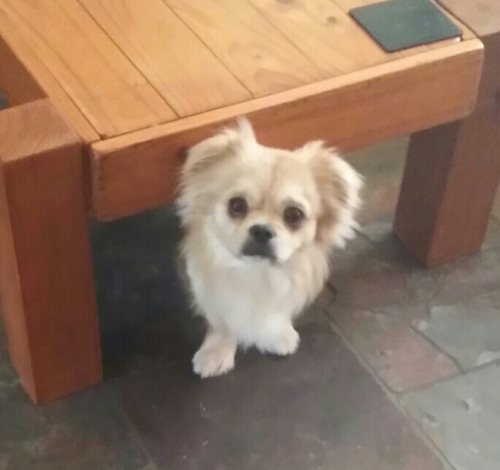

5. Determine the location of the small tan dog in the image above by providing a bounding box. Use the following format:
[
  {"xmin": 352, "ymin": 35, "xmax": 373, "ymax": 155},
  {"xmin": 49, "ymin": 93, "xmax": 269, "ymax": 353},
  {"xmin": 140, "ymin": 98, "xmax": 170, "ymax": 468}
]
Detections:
[{"xmin": 177, "ymin": 119, "xmax": 362, "ymax": 378}]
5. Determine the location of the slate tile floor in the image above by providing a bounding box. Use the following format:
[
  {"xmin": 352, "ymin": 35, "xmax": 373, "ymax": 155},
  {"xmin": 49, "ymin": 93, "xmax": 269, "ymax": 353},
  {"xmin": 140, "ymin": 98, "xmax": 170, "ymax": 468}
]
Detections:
[{"xmin": 1, "ymin": 95, "xmax": 500, "ymax": 469}]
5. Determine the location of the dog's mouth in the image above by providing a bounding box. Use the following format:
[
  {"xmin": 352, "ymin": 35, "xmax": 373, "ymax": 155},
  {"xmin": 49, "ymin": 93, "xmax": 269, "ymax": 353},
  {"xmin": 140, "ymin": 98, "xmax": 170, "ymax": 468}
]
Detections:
[{"xmin": 241, "ymin": 240, "xmax": 276, "ymax": 262}]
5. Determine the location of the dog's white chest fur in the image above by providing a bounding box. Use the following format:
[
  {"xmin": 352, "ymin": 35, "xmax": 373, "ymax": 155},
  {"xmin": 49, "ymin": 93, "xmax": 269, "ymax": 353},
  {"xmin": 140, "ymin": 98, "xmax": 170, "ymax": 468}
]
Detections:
[
  {"xmin": 187, "ymin": 253, "xmax": 303, "ymax": 346},
  {"xmin": 183, "ymin": 223, "xmax": 331, "ymax": 356}
]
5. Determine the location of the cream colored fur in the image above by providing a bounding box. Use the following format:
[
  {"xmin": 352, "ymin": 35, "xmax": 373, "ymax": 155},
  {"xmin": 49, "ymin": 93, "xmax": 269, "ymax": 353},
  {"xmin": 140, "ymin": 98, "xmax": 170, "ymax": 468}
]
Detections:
[{"xmin": 177, "ymin": 119, "xmax": 363, "ymax": 378}]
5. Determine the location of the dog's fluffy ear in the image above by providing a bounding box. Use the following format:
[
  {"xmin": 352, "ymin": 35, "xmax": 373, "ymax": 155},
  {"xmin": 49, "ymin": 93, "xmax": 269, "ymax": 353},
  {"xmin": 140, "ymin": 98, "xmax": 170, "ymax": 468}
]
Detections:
[
  {"xmin": 177, "ymin": 118, "xmax": 256, "ymax": 223},
  {"xmin": 182, "ymin": 118, "xmax": 256, "ymax": 181},
  {"xmin": 301, "ymin": 141, "xmax": 363, "ymax": 248}
]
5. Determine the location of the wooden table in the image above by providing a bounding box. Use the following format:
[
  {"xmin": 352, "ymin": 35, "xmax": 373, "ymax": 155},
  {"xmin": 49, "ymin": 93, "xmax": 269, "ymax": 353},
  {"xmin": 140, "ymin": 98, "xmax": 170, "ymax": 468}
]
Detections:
[{"xmin": 0, "ymin": 0, "xmax": 497, "ymax": 403}]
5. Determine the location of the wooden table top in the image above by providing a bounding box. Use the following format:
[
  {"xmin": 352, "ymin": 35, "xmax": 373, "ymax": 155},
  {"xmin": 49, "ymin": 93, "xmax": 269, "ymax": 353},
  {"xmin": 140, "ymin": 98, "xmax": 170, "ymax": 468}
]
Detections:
[
  {"xmin": 0, "ymin": 0, "xmax": 486, "ymax": 220},
  {"xmin": 0, "ymin": 0, "xmax": 482, "ymax": 144}
]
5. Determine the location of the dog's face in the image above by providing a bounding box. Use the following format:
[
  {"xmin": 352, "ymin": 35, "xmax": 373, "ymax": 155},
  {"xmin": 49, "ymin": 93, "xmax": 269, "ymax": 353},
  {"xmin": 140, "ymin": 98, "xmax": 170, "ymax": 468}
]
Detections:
[
  {"xmin": 212, "ymin": 149, "xmax": 321, "ymax": 263},
  {"xmin": 178, "ymin": 119, "xmax": 362, "ymax": 265}
]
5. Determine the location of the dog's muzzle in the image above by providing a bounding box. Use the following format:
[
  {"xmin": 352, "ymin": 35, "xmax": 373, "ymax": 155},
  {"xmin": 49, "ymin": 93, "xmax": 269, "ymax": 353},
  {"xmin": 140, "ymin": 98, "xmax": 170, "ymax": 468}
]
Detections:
[{"xmin": 241, "ymin": 224, "xmax": 276, "ymax": 261}]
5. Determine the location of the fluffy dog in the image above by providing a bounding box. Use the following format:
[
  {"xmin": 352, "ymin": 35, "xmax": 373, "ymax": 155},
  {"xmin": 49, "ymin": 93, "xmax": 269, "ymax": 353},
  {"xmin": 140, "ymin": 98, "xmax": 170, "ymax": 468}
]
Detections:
[{"xmin": 177, "ymin": 119, "xmax": 362, "ymax": 378}]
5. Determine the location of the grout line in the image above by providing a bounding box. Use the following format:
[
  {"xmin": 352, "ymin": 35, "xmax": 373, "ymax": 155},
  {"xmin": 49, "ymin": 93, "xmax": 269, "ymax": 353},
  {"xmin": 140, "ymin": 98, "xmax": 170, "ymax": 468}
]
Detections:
[
  {"xmin": 102, "ymin": 382, "xmax": 160, "ymax": 467},
  {"xmin": 395, "ymin": 358, "xmax": 500, "ymax": 397},
  {"xmin": 324, "ymin": 312, "xmax": 456, "ymax": 470},
  {"xmin": 410, "ymin": 321, "xmax": 464, "ymax": 373}
]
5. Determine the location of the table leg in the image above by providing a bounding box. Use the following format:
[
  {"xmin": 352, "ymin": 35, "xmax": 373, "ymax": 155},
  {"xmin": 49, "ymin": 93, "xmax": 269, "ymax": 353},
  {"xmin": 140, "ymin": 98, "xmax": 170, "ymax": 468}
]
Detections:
[
  {"xmin": 394, "ymin": 32, "xmax": 500, "ymax": 267},
  {"xmin": 0, "ymin": 100, "xmax": 102, "ymax": 403}
]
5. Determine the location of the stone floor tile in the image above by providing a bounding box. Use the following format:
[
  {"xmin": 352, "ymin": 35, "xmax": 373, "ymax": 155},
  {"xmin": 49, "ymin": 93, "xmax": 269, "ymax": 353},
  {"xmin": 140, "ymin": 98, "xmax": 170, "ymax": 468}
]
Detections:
[
  {"xmin": 359, "ymin": 213, "xmax": 395, "ymax": 244},
  {"xmin": 101, "ymin": 313, "xmax": 204, "ymax": 380},
  {"xmin": 362, "ymin": 214, "xmax": 500, "ymax": 253},
  {"xmin": 328, "ymin": 308, "xmax": 458, "ymax": 392},
  {"xmin": 91, "ymin": 207, "xmax": 187, "ymax": 335},
  {"xmin": 402, "ymin": 365, "xmax": 500, "ymax": 470},
  {"xmin": 137, "ymin": 465, "xmax": 159, "ymax": 470},
  {"xmin": 330, "ymin": 239, "xmax": 413, "ymax": 313},
  {"xmin": 336, "ymin": 221, "xmax": 500, "ymax": 325},
  {"xmin": 327, "ymin": 223, "xmax": 461, "ymax": 392},
  {"xmin": 314, "ymin": 286, "xmax": 337, "ymax": 312},
  {"xmin": 346, "ymin": 138, "xmax": 407, "ymax": 224},
  {"xmin": 428, "ymin": 247, "xmax": 500, "ymax": 308},
  {"xmin": 330, "ymin": 228, "xmax": 440, "ymax": 323},
  {"xmin": 109, "ymin": 319, "xmax": 445, "ymax": 470},
  {"xmin": 0, "ymin": 325, "xmax": 152, "ymax": 470},
  {"xmin": 355, "ymin": 217, "xmax": 500, "ymax": 321},
  {"xmin": 415, "ymin": 289, "xmax": 500, "ymax": 369},
  {"xmin": 90, "ymin": 206, "xmax": 205, "ymax": 379}
]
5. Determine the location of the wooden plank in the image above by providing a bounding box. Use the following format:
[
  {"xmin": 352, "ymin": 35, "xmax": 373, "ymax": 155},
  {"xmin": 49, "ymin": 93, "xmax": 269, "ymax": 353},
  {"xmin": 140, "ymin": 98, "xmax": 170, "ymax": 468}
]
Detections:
[
  {"xmin": 438, "ymin": 0, "xmax": 500, "ymax": 37},
  {"xmin": 333, "ymin": 0, "xmax": 375, "ymax": 8},
  {"xmin": 247, "ymin": 0, "xmax": 386, "ymax": 74},
  {"xmin": 0, "ymin": 30, "xmax": 45, "ymax": 105},
  {"xmin": 80, "ymin": 0, "xmax": 251, "ymax": 116},
  {"xmin": 90, "ymin": 40, "xmax": 483, "ymax": 221},
  {"xmin": 0, "ymin": 0, "xmax": 176, "ymax": 139},
  {"xmin": 249, "ymin": 0, "xmax": 474, "ymax": 76},
  {"xmin": 163, "ymin": 0, "xmax": 325, "ymax": 96},
  {"xmin": 0, "ymin": 8, "xmax": 98, "ymax": 142},
  {"xmin": 248, "ymin": 0, "xmax": 472, "ymax": 76},
  {"xmin": 0, "ymin": 99, "xmax": 102, "ymax": 402}
]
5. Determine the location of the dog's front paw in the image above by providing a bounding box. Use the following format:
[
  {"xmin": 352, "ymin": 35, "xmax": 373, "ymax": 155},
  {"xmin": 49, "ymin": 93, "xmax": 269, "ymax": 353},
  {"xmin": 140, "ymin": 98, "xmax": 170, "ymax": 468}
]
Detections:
[
  {"xmin": 193, "ymin": 343, "xmax": 236, "ymax": 378},
  {"xmin": 265, "ymin": 326, "xmax": 300, "ymax": 356}
]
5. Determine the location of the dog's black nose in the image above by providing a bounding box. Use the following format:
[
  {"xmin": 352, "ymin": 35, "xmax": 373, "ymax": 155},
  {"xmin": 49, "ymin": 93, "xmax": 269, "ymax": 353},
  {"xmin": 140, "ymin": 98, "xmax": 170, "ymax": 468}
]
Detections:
[{"xmin": 249, "ymin": 224, "xmax": 275, "ymax": 244}]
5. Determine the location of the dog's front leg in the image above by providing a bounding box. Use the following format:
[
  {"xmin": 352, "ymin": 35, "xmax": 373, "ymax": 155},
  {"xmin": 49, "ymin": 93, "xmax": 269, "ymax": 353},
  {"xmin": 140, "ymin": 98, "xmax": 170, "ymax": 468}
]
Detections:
[
  {"xmin": 253, "ymin": 316, "xmax": 300, "ymax": 357},
  {"xmin": 192, "ymin": 327, "xmax": 237, "ymax": 378}
]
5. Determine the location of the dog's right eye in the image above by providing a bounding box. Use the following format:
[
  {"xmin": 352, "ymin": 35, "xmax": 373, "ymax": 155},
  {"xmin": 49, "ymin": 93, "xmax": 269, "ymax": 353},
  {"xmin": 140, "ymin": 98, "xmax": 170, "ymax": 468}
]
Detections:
[
  {"xmin": 284, "ymin": 206, "xmax": 305, "ymax": 229},
  {"xmin": 228, "ymin": 197, "xmax": 248, "ymax": 218}
]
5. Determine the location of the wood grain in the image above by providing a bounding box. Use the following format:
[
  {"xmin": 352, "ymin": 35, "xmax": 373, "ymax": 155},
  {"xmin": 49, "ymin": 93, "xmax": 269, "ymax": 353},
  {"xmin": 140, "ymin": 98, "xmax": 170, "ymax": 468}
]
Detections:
[
  {"xmin": 249, "ymin": 0, "xmax": 473, "ymax": 74},
  {"xmin": 0, "ymin": 99, "xmax": 102, "ymax": 403},
  {"xmin": 163, "ymin": 0, "xmax": 324, "ymax": 96},
  {"xmin": 90, "ymin": 40, "xmax": 483, "ymax": 221},
  {"xmin": 79, "ymin": 0, "xmax": 251, "ymax": 116},
  {"xmin": 0, "ymin": 6, "xmax": 98, "ymax": 142},
  {"xmin": 247, "ymin": 0, "xmax": 386, "ymax": 74},
  {"xmin": 0, "ymin": 30, "xmax": 45, "ymax": 105},
  {"xmin": 0, "ymin": 0, "xmax": 176, "ymax": 139}
]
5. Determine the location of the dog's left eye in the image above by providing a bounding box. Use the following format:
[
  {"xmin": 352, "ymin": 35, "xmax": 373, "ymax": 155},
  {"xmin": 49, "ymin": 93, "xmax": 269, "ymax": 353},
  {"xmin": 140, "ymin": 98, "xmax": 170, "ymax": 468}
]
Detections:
[
  {"xmin": 228, "ymin": 197, "xmax": 248, "ymax": 218},
  {"xmin": 284, "ymin": 207, "xmax": 305, "ymax": 228}
]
